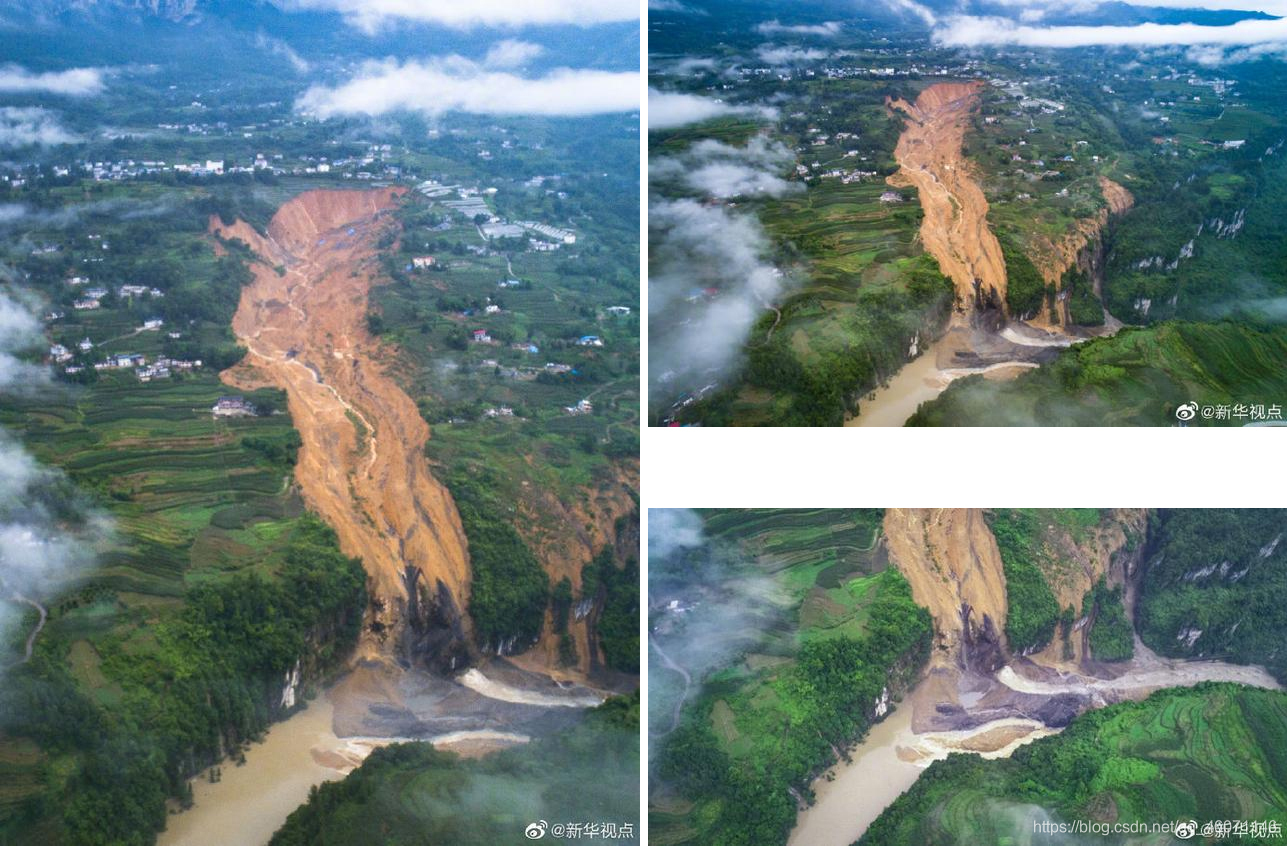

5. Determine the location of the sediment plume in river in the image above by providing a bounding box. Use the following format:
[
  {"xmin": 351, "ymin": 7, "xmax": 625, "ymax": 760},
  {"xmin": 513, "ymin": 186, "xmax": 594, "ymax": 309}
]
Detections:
[{"xmin": 212, "ymin": 188, "xmax": 471, "ymax": 670}]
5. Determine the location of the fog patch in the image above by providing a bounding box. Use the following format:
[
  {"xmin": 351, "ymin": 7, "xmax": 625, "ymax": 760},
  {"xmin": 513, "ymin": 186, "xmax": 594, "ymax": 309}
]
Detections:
[
  {"xmin": 755, "ymin": 45, "xmax": 830, "ymax": 65},
  {"xmin": 648, "ymin": 198, "xmax": 792, "ymax": 404},
  {"xmin": 648, "ymin": 510, "xmax": 787, "ymax": 751},
  {"xmin": 0, "ymin": 292, "xmax": 50, "ymax": 394},
  {"xmin": 1, "ymin": 294, "xmax": 112, "ymax": 668},
  {"xmin": 651, "ymin": 136, "xmax": 801, "ymax": 200},
  {"xmin": 756, "ymin": 20, "xmax": 842, "ymax": 37},
  {"xmin": 0, "ymin": 107, "xmax": 79, "ymax": 148},
  {"xmin": 648, "ymin": 88, "xmax": 777, "ymax": 130}
]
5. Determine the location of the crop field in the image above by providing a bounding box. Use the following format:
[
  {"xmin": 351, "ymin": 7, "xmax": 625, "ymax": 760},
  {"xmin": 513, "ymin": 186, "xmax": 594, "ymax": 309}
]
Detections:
[
  {"xmin": 0, "ymin": 373, "xmax": 302, "ymax": 601},
  {"xmin": 372, "ymin": 192, "xmax": 638, "ymax": 519}
]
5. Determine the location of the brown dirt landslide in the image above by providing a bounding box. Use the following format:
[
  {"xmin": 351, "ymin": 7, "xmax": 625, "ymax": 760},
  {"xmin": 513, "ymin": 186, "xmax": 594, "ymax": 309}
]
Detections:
[
  {"xmin": 213, "ymin": 188, "xmax": 470, "ymax": 668},
  {"xmin": 888, "ymin": 81, "xmax": 1009, "ymax": 319}
]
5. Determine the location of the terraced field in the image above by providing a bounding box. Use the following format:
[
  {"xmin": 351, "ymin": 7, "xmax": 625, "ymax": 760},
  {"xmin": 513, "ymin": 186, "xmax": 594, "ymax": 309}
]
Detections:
[
  {"xmin": 861, "ymin": 685, "xmax": 1287, "ymax": 844},
  {"xmin": 0, "ymin": 374, "xmax": 302, "ymax": 598}
]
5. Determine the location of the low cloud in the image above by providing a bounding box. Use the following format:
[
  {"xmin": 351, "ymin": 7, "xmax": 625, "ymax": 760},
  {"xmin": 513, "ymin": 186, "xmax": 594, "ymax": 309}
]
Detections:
[
  {"xmin": 298, "ymin": 57, "xmax": 639, "ymax": 117},
  {"xmin": 483, "ymin": 39, "xmax": 545, "ymax": 68},
  {"xmin": 755, "ymin": 45, "xmax": 830, "ymax": 64},
  {"xmin": 934, "ymin": 14, "xmax": 1287, "ymax": 49},
  {"xmin": 1, "ymin": 431, "xmax": 112, "ymax": 671},
  {"xmin": 0, "ymin": 293, "xmax": 48, "ymax": 393},
  {"xmin": 0, "ymin": 65, "xmax": 104, "ymax": 96},
  {"xmin": 651, "ymin": 136, "xmax": 801, "ymax": 199},
  {"xmin": 884, "ymin": 0, "xmax": 938, "ymax": 26},
  {"xmin": 756, "ymin": 20, "xmax": 842, "ymax": 37},
  {"xmin": 0, "ymin": 107, "xmax": 78, "ymax": 148},
  {"xmin": 649, "ymin": 198, "xmax": 791, "ymax": 397},
  {"xmin": 648, "ymin": 509, "xmax": 785, "ymax": 748},
  {"xmin": 648, "ymin": 0, "xmax": 706, "ymax": 13},
  {"xmin": 648, "ymin": 88, "xmax": 777, "ymax": 130},
  {"xmin": 276, "ymin": 0, "xmax": 638, "ymax": 31},
  {"xmin": 1, "ymin": 294, "xmax": 111, "ymax": 671}
]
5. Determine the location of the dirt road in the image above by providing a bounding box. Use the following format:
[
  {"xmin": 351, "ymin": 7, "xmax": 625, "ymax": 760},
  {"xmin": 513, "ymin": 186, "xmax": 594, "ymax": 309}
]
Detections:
[
  {"xmin": 214, "ymin": 189, "xmax": 471, "ymax": 666},
  {"xmin": 889, "ymin": 82, "xmax": 1008, "ymax": 319}
]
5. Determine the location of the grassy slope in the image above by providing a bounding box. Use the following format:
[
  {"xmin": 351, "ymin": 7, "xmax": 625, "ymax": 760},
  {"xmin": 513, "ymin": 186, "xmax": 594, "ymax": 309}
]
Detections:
[{"xmin": 861, "ymin": 684, "xmax": 1287, "ymax": 845}]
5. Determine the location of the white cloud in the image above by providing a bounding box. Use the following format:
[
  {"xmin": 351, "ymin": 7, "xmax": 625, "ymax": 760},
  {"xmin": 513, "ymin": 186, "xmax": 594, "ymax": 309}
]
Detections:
[
  {"xmin": 756, "ymin": 20, "xmax": 842, "ymax": 36},
  {"xmin": 277, "ymin": 0, "xmax": 638, "ymax": 31},
  {"xmin": 298, "ymin": 57, "xmax": 638, "ymax": 118},
  {"xmin": 648, "ymin": 89, "xmax": 777, "ymax": 130},
  {"xmin": 934, "ymin": 14, "xmax": 1287, "ymax": 49},
  {"xmin": 0, "ymin": 108, "xmax": 78, "ymax": 148},
  {"xmin": 0, "ymin": 65, "xmax": 104, "ymax": 96},
  {"xmin": 648, "ymin": 0, "xmax": 705, "ymax": 13},
  {"xmin": 484, "ymin": 39, "xmax": 545, "ymax": 68},
  {"xmin": 0, "ymin": 293, "xmax": 48, "ymax": 393},
  {"xmin": 883, "ymin": 0, "xmax": 938, "ymax": 26},
  {"xmin": 651, "ymin": 136, "xmax": 801, "ymax": 199},
  {"xmin": 755, "ymin": 45, "xmax": 830, "ymax": 64},
  {"xmin": 649, "ymin": 199, "xmax": 791, "ymax": 391}
]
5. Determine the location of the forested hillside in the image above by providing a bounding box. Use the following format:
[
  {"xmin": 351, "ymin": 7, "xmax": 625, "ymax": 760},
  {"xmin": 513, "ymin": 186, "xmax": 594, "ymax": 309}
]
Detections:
[{"xmin": 861, "ymin": 684, "xmax": 1287, "ymax": 844}]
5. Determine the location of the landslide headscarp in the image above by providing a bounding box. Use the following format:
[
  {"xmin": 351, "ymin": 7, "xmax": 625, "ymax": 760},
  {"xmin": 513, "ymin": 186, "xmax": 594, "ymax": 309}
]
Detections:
[{"xmin": 213, "ymin": 188, "xmax": 471, "ymax": 671}]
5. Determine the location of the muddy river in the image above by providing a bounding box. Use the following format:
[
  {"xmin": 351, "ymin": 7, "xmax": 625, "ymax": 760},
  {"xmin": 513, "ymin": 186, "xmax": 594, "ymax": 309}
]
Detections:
[
  {"xmin": 788, "ymin": 654, "xmax": 1281, "ymax": 846},
  {"xmin": 157, "ymin": 694, "xmax": 352, "ymax": 846}
]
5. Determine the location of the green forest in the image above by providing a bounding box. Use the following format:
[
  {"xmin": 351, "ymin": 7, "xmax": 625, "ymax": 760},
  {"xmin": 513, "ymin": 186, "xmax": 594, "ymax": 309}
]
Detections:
[
  {"xmin": 861, "ymin": 684, "xmax": 1287, "ymax": 845},
  {"xmin": 270, "ymin": 693, "xmax": 640, "ymax": 846},
  {"xmin": 909, "ymin": 322, "xmax": 1287, "ymax": 426},
  {"xmin": 988, "ymin": 510, "xmax": 1061, "ymax": 654},
  {"xmin": 654, "ymin": 566, "xmax": 931, "ymax": 846},
  {"xmin": 0, "ymin": 517, "xmax": 366, "ymax": 846},
  {"xmin": 1138, "ymin": 509, "xmax": 1287, "ymax": 684}
]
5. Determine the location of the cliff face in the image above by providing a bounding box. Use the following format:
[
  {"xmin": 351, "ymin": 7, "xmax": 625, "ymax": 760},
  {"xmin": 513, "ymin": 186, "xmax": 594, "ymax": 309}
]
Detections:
[{"xmin": 1029, "ymin": 177, "xmax": 1135, "ymax": 328}]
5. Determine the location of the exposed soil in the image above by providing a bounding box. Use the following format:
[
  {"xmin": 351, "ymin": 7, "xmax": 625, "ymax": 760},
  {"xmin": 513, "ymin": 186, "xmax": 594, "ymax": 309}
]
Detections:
[
  {"xmin": 213, "ymin": 188, "xmax": 471, "ymax": 669},
  {"xmin": 883, "ymin": 508, "xmax": 1010, "ymax": 665},
  {"xmin": 888, "ymin": 82, "xmax": 1008, "ymax": 321}
]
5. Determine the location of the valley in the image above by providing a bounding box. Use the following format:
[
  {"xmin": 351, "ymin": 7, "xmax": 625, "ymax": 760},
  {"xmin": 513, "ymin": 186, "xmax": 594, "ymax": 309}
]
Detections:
[
  {"xmin": 649, "ymin": 508, "xmax": 1287, "ymax": 846},
  {"xmin": 649, "ymin": 0, "xmax": 1287, "ymax": 426},
  {"xmin": 0, "ymin": 3, "xmax": 640, "ymax": 844}
]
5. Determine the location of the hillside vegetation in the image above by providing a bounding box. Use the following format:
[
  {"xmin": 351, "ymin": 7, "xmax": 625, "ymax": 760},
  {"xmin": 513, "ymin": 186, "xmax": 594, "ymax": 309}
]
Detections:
[
  {"xmin": 909, "ymin": 322, "xmax": 1287, "ymax": 426},
  {"xmin": 861, "ymin": 684, "xmax": 1287, "ymax": 845},
  {"xmin": 1138, "ymin": 509, "xmax": 1287, "ymax": 684}
]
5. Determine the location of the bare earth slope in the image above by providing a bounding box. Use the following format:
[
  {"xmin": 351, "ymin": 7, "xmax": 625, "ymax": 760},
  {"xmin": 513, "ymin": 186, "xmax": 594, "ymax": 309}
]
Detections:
[
  {"xmin": 889, "ymin": 82, "xmax": 1008, "ymax": 317},
  {"xmin": 213, "ymin": 188, "xmax": 470, "ymax": 667}
]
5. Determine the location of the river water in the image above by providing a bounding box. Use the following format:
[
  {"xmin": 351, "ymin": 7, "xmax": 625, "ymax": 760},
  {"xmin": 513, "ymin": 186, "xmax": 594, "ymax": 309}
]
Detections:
[
  {"xmin": 157, "ymin": 675, "xmax": 544, "ymax": 846},
  {"xmin": 158, "ymin": 694, "xmax": 353, "ymax": 846},
  {"xmin": 787, "ymin": 686, "xmax": 1055, "ymax": 846},
  {"xmin": 788, "ymin": 652, "xmax": 1282, "ymax": 846},
  {"xmin": 845, "ymin": 342, "xmax": 951, "ymax": 428}
]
